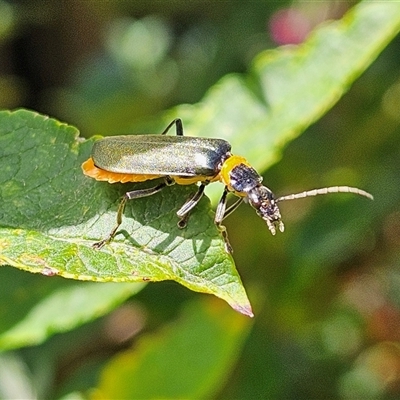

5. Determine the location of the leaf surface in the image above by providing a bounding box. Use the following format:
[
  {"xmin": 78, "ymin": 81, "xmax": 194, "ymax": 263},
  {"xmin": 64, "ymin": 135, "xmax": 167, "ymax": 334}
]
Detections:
[{"xmin": 0, "ymin": 110, "xmax": 252, "ymax": 317}]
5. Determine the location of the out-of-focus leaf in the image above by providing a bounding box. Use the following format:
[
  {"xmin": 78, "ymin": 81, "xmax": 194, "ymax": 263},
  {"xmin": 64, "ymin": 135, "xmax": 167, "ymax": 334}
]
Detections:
[
  {"xmin": 0, "ymin": 267, "xmax": 144, "ymax": 351},
  {"xmin": 92, "ymin": 298, "xmax": 252, "ymax": 399}
]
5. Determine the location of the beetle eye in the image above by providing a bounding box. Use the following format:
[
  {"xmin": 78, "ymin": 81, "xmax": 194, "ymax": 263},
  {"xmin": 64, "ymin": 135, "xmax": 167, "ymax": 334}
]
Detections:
[{"xmin": 247, "ymin": 191, "xmax": 261, "ymax": 207}]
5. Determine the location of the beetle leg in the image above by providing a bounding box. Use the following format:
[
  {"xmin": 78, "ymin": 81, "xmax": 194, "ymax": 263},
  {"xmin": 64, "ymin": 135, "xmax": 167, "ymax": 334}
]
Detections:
[
  {"xmin": 160, "ymin": 118, "xmax": 183, "ymax": 136},
  {"xmin": 222, "ymin": 197, "xmax": 243, "ymax": 220},
  {"xmin": 176, "ymin": 183, "xmax": 206, "ymax": 228},
  {"xmin": 125, "ymin": 178, "xmax": 173, "ymax": 200},
  {"xmin": 93, "ymin": 195, "xmax": 129, "ymax": 249},
  {"xmin": 93, "ymin": 178, "xmax": 174, "ymax": 249},
  {"xmin": 214, "ymin": 187, "xmax": 233, "ymax": 254}
]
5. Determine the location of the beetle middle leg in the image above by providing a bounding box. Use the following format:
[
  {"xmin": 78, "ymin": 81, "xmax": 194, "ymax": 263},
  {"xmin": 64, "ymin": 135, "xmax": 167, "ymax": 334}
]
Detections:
[
  {"xmin": 176, "ymin": 183, "xmax": 206, "ymax": 228},
  {"xmin": 93, "ymin": 177, "xmax": 174, "ymax": 249},
  {"xmin": 160, "ymin": 118, "xmax": 184, "ymax": 136}
]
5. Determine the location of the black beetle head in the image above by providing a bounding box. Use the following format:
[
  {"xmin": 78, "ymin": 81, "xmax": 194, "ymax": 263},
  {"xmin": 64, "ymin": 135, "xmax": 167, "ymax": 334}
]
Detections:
[
  {"xmin": 228, "ymin": 163, "xmax": 285, "ymax": 235},
  {"xmin": 247, "ymin": 185, "xmax": 285, "ymax": 235}
]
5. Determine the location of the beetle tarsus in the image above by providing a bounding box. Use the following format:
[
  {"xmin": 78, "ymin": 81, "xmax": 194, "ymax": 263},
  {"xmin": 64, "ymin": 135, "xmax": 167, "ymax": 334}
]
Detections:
[
  {"xmin": 92, "ymin": 221, "xmax": 121, "ymax": 250},
  {"xmin": 93, "ymin": 238, "xmax": 109, "ymax": 250},
  {"xmin": 177, "ymin": 214, "xmax": 190, "ymax": 229},
  {"xmin": 219, "ymin": 225, "xmax": 233, "ymax": 254}
]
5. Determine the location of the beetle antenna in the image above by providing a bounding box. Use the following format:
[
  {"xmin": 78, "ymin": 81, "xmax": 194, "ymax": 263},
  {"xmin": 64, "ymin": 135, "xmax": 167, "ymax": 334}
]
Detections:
[{"xmin": 276, "ymin": 186, "xmax": 373, "ymax": 202}]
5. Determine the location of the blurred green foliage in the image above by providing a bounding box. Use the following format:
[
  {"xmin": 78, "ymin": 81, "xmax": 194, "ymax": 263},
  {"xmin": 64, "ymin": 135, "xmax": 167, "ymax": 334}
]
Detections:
[{"xmin": 1, "ymin": 1, "xmax": 400, "ymax": 399}]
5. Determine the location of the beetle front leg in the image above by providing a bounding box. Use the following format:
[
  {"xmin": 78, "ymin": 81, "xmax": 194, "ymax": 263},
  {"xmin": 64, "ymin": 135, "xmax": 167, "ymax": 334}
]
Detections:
[
  {"xmin": 93, "ymin": 178, "xmax": 174, "ymax": 249},
  {"xmin": 222, "ymin": 197, "xmax": 243, "ymax": 220},
  {"xmin": 214, "ymin": 187, "xmax": 234, "ymax": 254}
]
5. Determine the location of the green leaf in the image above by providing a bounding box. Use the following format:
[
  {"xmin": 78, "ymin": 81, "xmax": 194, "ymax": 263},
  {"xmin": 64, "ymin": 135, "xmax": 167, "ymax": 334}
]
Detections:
[
  {"xmin": 93, "ymin": 298, "xmax": 252, "ymax": 399},
  {"xmin": 1, "ymin": 2, "xmax": 399, "ymax": 325},
  {"xmin": 0, "ymin": 109, "xmax": 252, "ymax": 317}
]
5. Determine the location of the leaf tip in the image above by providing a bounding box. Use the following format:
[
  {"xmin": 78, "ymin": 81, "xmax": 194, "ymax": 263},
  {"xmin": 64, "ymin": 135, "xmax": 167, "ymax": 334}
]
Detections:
[{"xmin": 232, "ymin": 302, "xmax": 254, "ymax": 318}]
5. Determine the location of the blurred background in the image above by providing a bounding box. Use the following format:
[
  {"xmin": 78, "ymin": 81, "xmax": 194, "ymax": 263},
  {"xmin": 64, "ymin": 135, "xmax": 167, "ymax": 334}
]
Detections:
[{"xmin": 1, "ymin": 0, "xmax": 400, "ymax": 398}]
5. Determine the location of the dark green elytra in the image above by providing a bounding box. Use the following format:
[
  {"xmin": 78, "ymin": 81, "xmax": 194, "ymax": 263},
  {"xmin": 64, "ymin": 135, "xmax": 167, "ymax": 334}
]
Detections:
[{"xmin": 92, "ymin": 135, "xmax": 232, "ymax": 177}]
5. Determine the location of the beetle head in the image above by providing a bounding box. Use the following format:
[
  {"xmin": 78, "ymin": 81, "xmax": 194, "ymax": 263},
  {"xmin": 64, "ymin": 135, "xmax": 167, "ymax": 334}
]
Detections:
[
  {"xmin": 227, "ymin": 163, "xmax": 285, "ymax": 235},
  {"xmin": 247, "ymin": 185, "xmax": 285, "ymax": 235}
]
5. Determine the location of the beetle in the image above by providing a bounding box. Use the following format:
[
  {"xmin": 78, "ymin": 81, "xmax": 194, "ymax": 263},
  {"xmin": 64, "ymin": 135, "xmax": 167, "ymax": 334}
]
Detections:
[{"xmin": 82, "ymin": 118, "xmax": 373, "ymax": 252}]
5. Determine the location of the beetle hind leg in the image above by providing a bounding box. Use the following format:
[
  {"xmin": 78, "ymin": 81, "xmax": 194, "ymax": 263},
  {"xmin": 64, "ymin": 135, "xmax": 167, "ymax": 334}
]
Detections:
[
  {"xmin": 92, "ymin": 195, "xmax": 128, "ymax": 249},
  {"xmin": 93, "ymin": 178, "xmax": 173, "ymax": 249}
]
